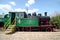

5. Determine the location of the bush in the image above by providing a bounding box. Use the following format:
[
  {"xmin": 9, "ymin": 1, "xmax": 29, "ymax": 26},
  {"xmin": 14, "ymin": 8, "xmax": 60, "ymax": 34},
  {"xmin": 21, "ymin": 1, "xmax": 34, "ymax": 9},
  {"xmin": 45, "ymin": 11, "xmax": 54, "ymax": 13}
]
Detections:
[{"xmin": 50, "ymin": 15, "xmax": 60, "ymax": 29}]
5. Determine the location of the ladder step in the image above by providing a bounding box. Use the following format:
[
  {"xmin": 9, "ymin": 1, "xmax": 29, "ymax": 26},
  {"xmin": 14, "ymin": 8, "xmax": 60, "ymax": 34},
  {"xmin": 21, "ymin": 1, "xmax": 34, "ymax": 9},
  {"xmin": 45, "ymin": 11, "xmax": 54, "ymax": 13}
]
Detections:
[
  {"xmin": 8, "ymin": 27, "xmax": 14, "ymax": 29},
  {"xmin": 5, "ymin": 25, "xmax": 15, "ymax": 34},
  {"xmin": 6, "ymin": 29, "xmax": 14, "ymax": 31}
]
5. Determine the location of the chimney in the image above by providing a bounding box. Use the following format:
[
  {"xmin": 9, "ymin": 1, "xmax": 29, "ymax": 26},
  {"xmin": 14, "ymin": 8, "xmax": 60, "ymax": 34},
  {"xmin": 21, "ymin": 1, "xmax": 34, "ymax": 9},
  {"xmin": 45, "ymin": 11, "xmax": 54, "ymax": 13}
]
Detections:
[{"xmin": 45, "ymin": 12, "xmax": 47, "ymax": 16}]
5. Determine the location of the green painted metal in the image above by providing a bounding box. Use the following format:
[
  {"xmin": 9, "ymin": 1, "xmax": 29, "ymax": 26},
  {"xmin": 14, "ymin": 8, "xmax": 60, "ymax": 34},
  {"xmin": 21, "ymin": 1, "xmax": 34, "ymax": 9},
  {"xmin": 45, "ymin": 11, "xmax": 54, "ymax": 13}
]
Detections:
[
  {"xmin": 0, "ymin": 17, "xmax": 11, "ymax": 27},
  {"xmin": 0, "ymin": 18, "xmax": 9, "ymax": 24},
  {"xmin": 4, "ymin": 18, "xmax": 11, "ymax": 27},
  {"xmin": 0, "ymin": 18, "xmax": 4, "ymax": 22},
  {"xmin": 16, "ymin": 18, "xmax": 39, "ymax": 27},
  {"xmin": 0, "ymin": 12, "xmax": 39, "ymax": 27}
]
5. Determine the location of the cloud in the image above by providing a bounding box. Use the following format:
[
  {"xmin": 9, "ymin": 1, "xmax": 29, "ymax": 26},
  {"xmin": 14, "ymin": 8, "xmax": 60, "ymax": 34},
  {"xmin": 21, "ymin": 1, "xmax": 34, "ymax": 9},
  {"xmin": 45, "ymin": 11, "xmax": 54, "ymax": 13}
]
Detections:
[
  {"xmin": 9, "ymin": 1, "xmax": 16, "ymax": 6},
  {"xmin": 25, "ymin": 3, "xmax": 29, "ymax": 7},
  {"xmin": 25, "ymin": 0, "xmax": 35, "ymax": 7},
  {"xmin": 15, "ymin": 8, "xmax": 39, "ymax": 13},
  {"xmin": 0, "ymin": 4, "xmax": 13, "ymax": 11},
  {"xmin": 50, "ymin": 11, "xmax": 60, "ymax": 17},
  {"xmin": 15, "ymin": 8, "xmax": 26, "ymax": 12},
  {"xmin": 28, "ymin": 9, "xmax": 39, "ymax": 13},
  {"xmin": 0, "ymin": 1, "xmax": 16, "ymax": 12},
  {"xmin": 0, "ymin": 1, "xmax": 38, "ymax": 14},
  {"xmin": 0, "ymin": 4, "xmax": 39, "ymax": 13}
]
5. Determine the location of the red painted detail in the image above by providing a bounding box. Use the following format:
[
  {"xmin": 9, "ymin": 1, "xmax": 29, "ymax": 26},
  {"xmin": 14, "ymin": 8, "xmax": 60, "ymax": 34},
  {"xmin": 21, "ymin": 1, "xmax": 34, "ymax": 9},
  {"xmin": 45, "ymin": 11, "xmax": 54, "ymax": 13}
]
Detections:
[{"xmin": 24, "ymin": 27, "xmax": 29, "ymax": 31}]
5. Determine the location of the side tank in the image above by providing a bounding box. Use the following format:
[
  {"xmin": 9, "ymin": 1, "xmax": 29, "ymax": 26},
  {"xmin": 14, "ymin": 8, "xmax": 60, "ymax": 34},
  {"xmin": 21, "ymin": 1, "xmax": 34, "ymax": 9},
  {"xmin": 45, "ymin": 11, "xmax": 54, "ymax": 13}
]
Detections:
[{"xmin": 16, "ymin": 12, "xmax": 39, "ymax": 27}]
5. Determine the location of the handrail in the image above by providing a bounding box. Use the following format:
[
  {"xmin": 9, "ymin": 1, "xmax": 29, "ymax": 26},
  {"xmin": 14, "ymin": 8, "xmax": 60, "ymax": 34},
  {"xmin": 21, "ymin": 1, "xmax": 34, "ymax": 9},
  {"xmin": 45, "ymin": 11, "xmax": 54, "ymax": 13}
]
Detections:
[
  {"xmin": 4, "ymin": 18, "xmax": 16, "ymax": 31},
  {"xmin": 12, "ymin": 18, "xmax": 16, "ymax": 25},
  {"xmin": 4, "ymin": 18, "xmax": 11, "ymax": 31},
  {"xmin": 5, "ymin": 18, "xmax": 10, "ymax": 26},
  {"xmin": 14, "ymin": 18, "xmax": 16, "ymax": 25}
]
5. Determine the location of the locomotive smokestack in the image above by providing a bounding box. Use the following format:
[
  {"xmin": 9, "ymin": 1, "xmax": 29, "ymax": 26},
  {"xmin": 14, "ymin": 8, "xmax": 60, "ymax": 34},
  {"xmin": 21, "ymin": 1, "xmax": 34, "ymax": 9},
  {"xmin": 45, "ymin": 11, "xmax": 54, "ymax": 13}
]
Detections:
[{"xmin": 45, "ymin": 12, "xmax": 47, "ymax": 16}]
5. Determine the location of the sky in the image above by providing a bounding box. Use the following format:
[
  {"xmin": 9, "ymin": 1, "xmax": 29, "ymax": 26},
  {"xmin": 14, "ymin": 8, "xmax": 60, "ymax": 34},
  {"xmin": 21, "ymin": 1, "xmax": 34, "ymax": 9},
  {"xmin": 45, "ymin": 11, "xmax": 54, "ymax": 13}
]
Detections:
[{"xmin": 0, "ymin": 0, "xmax": 60, "ymax": 16}]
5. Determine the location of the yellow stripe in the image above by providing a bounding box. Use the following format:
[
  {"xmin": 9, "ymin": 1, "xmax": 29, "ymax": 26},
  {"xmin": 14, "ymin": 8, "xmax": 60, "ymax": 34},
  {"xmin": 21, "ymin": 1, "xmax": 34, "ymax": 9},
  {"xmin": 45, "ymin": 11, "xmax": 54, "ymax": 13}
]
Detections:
[
  {"xmin": 12, "ymin": 18, "xmax": 16, "ymax": 25},
  {"xmin": 4, "ymin": 18, "xmax": 11, "ymax": 31}
]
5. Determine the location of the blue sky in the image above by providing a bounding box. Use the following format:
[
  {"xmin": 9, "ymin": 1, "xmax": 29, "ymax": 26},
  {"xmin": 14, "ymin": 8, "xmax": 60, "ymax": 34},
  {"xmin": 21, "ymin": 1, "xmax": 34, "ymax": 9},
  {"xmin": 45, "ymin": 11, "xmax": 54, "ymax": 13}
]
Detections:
[{"xmin": 0, "ymin": 0, "xmax": 60, "ymax": 16}]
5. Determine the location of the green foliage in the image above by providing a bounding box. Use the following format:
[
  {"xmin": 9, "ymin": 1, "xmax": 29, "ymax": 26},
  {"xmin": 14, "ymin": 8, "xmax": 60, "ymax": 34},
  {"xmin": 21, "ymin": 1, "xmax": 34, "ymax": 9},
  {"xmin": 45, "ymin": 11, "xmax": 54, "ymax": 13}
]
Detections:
[{"xmin": 50, "ymin": 15, "xmax": 60, "ymax": 28}]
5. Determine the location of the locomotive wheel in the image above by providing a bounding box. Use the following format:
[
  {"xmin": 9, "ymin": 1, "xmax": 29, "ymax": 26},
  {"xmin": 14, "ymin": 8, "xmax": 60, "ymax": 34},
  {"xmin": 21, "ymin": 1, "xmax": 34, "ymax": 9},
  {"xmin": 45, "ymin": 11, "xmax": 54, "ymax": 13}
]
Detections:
[{"xmin": 46, "ymin": 27, "xmax": 53, "ymax": 32}]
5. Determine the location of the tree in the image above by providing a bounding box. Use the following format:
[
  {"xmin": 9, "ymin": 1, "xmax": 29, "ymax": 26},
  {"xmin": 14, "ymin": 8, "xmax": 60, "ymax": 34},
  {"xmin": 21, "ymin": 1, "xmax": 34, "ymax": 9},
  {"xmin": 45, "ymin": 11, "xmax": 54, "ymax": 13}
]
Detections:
[{"xmin": 50, "ymin": 14, "xmax": 60, "ymax": 29}]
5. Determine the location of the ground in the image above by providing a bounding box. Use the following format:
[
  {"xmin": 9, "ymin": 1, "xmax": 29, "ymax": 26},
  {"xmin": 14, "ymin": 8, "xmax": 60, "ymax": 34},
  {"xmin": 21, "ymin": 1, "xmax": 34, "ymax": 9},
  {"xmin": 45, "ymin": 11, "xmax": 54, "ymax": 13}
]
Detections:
[{"xmin": 0, "ymin": 31, "xmax": 60, "ymax": 40}]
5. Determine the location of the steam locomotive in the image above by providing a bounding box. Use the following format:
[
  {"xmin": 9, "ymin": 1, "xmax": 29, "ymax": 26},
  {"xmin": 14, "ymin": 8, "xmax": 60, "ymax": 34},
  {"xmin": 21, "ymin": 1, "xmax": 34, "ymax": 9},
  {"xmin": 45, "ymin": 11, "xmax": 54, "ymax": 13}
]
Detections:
[{"xmin": 0, "ymin": 12, "xmax": 57, "ymax": 31}]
